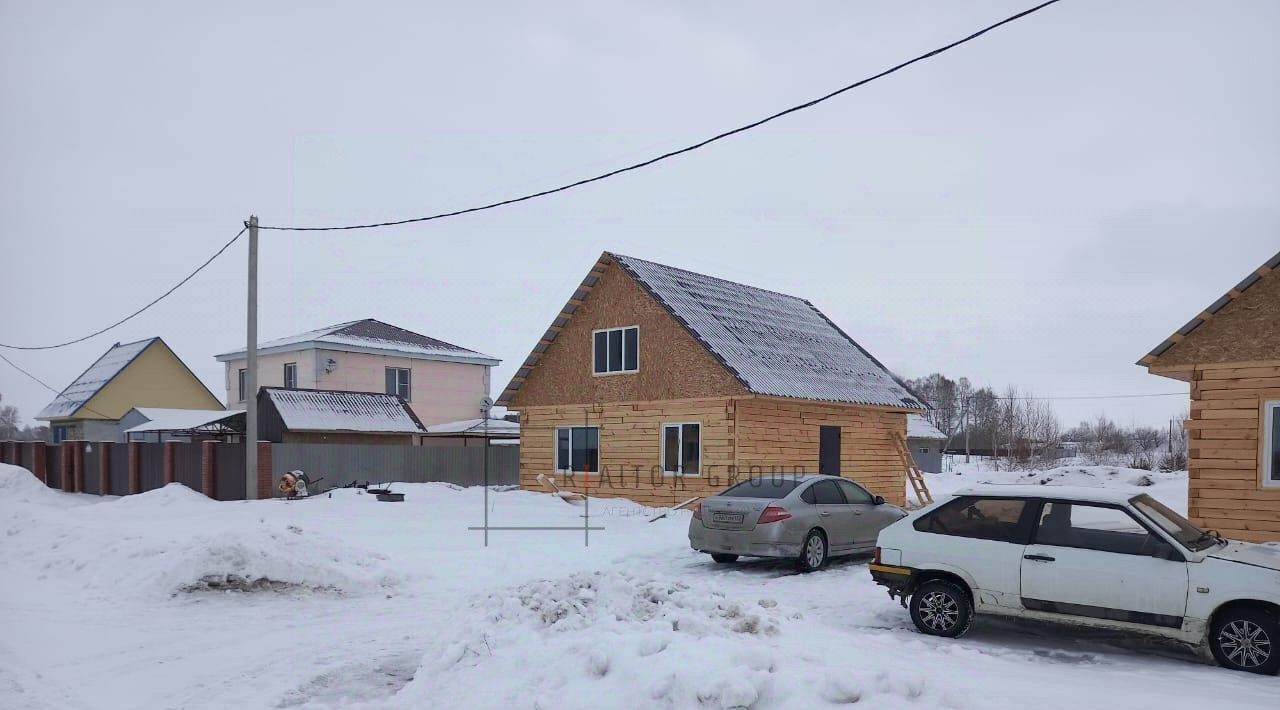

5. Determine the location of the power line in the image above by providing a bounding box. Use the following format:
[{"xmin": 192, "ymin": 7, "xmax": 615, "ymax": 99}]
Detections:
[
  {"xmin": 0, "ymin": 226, "xmax": 247, "ymax": 351},
  {"xmin": 0, "ymin": 351, "xmax": 113, "ymax": 420},
  {"xmin": 259, "ymin": 0, "xmax": 1064, "ymax": 232}
]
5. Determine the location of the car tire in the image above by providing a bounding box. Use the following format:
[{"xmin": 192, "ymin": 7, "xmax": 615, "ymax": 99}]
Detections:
[
  {"xmin": 909, "ymin": 580, "xmax": 973, "ymax": 638},
  {"xmin": 796, "ymin": 529, "xmax": 827, "ymax": 573},
  {"xmin": 710, "ymin": 553, "xmax": 739, "ymax": 564},
  {"xmin": 1210, "ymin": 607, "xmax": 1280, "ymax": 675}
]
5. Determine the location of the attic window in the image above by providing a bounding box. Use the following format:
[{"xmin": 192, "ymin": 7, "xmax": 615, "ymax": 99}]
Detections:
[{"xmin": 593, "ymin": 326, "xmax": 638, "ymax": 375}]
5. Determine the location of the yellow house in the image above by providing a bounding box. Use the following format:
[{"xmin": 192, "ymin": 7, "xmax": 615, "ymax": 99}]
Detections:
[{"xmin": 36, "ymin": 337, "xmax": 223, "ymax": 443}]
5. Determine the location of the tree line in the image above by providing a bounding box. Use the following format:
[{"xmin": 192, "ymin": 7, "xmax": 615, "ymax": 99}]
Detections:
[
  {"xmin": 0, "ymin": 393, "xmax": 49, "ymax": 441},
  {"xmin": 903, "ymin": 373, "xmax": 1188, "ymax": 472}
]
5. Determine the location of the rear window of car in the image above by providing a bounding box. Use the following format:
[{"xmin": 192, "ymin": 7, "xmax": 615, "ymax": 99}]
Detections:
[
  {"xmin": 720, "ymin": 477, "xmax": 802, "ymax": 499},
  {"xmin": 914, "ymin": 496, "xmax": 1030, "ymax": 543}
]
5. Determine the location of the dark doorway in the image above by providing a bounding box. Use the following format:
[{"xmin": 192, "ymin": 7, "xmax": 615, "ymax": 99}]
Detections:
[{"xmin": 819, "ymin": 425, "xmax": 841, "ymax": 475}]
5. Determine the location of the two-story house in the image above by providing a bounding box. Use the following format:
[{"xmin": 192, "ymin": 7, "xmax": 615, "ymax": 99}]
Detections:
[
  {"xmin": 215, "ymin": 318, "xmax": 499, "ymax": 427},
  {"xmin": 498, "ymin": 252, "xmax": 927, "ymax": 508}
]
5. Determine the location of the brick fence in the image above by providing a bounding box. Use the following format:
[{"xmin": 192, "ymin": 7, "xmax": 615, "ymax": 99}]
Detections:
[
  {"xmin": 0, "ymin": 440, "xmax": 517, "ymax": 500},
  {"xmin": 0, "ymin": 440, "xmax": 275, "ymax": 501}
]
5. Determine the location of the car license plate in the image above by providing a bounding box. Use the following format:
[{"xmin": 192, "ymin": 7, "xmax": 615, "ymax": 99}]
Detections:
[{"xmin": 712, "ymin": 511, "xmax": 744, "ymax": 524}]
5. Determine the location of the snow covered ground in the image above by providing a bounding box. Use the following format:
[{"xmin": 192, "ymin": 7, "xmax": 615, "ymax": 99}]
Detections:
[{"xmin": 1, "ymin": 462, "xmax": 1276, "ymax": 709}]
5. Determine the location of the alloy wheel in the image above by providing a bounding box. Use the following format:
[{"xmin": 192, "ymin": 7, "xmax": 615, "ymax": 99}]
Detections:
[
  {"xmin": 919, "ymin": 591, "xmax": 960, "ymax": 632},
  {"xmin": 1220, "ymin": 619, "xmax": 1273, "ymax": 669}
]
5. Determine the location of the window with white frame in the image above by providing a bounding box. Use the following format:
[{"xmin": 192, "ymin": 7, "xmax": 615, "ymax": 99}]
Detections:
[
  {"xmin": 283, "ymin": 362, "xmax": 298, "ymax": 389},
  {"xmin": 1266, "ymin": 401, "xmax": 1280, "ymax": 486},
  {"xmin": 385, "ymin": 367, "xmax": 411, "ymax": 401},
  {"xmin": 593, "ymin": 326, "xmax": 638, "ymax": 374},
  {"xmin": 556, "ymin": 426, "xmax": 599, "ymax": 473},
  {"xmin": 238, "ymin": 368, "xmax": 247, "ymax": 402},
  {"xmin": 662, "ymin": 422, "xmax": 701, "ymax": 475},
  {"xmin": 919, "ymin": 447, "xmax": 930, "ymax": 454}
]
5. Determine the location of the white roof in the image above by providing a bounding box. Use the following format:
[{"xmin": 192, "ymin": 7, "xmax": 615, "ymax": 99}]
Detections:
[
  {"xmin": 123, "ymin": 408, "xmax": 241, "ymax": 434},
  {"xmin": 423, "ymin": 418, "xmax": 520, "ymax": 437},
  {"xmin": 907, "ymin": 414, "xmax": 946, "ymax": 440},
  {"xmin": 610, "ymin": 254, "xmax": 925, "ymax": 409},
  {"xmin": 37, "ymin": 339, "xmax": 157, "ymax": 420},
  {"xmin": 215, "ymin": 318, "xmax": 498, "ymax": 366},
  {"xmin": 952, "ymin": 484, "xmax": 1139, "ymax": 506},
  {"xmin": 264, "ymin": 388, "xmax": 425, "ymax": 433}
]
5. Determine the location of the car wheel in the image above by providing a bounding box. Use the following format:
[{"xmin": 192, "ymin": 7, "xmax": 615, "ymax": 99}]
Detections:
[
  {"xmin": 796, "ymin": 529, "xmax": 827, "ymax": 573},
  {"xmin": 1210, "ymin": 608, "xmax": 1280, "ymax": 675},
  {"xmin": 710, "ymin": 553, "xmax": 739, "ymax": 564},
  {"xmin": 909, "ymin": 580, "xmax": 973, "ymax": 638}
]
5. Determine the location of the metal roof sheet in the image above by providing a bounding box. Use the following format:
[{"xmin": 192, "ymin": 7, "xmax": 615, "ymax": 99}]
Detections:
[
  {"xmin": 216, "ymin": 319, "xmax": 498, "ymax": 364},
  {"xmin": 263, "ymin": 388, "xmax": 425, "ymax": 433},
  {"xmin": 37, "ymin": 339, "xmax": 157, "ymax": 420},
  {"xmin": 610, "ymin": 253, "xmax": 924, "ymax": 409}
]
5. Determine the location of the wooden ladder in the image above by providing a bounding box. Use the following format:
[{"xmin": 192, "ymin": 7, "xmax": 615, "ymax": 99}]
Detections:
[{"xmin": 893, "ymin": 433, "xmax": 933, "ymax": 507}]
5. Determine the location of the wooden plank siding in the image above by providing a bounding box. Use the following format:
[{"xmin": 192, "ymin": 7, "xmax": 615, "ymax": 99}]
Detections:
[
  {"xmin": 1185, "ymin": 363, "xmax": 1280, "ymax": 542},
  {"xmin": 517, "ymin": 396, "xmax": 909, "ymax": 508}
]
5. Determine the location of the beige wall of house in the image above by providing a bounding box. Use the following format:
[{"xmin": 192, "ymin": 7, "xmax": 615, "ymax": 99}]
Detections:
[
  {"xmin": 73, "ymin": 340, "xmax": 223, "ymax": 421},
  {"xmin": 223, "ymin": 348, "xmax": 490, "ymax": 427}
]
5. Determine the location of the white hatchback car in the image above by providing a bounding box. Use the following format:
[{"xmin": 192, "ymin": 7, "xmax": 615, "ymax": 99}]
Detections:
[{"xmin": 870, "ymin": 485, "xmax": 1280, "ymax": 674}]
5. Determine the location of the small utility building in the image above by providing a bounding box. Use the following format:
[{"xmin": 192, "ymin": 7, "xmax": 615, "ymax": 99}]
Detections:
[
  {"xmin": 1139, "ymin": 248, "xmax": 1280, "ymax": 542},
  {"xmin": 498, "ymin": 252, "xmax": 927, "ymax": 507}
]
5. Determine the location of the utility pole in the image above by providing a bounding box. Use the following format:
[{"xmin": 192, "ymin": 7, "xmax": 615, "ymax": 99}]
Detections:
[{"xmin": 245, "ymin": 215, "xmax": 259, "ymax": 499}]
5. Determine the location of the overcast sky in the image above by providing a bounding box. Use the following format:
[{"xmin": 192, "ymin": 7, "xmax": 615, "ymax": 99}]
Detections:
[{"xmin": 2, "ymin": 0, "xmax": 1277, "ymax": 430}]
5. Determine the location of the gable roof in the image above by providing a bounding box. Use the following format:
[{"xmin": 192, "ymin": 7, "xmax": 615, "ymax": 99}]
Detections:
[
  {"xmin": 499, "ymin": 252, "xmax": 924, "ymax": 410},
  {"xmin": 261, "ymin": 387, "xmax": 425, "ymax": 433},
  {"xmin": 37, "ymin": 338, "xmax": 158, "ymax": 420},
  {"xmin": 122, "ymin": 408, "xmax": 243, "ymax": 435},
  {"xmin": 215, "ymin": 318, "xmax": 499, "ymax": 366},
  {"xmin": 1138, "ymin": 249, "xmax": 1280, "ymax": 366}
]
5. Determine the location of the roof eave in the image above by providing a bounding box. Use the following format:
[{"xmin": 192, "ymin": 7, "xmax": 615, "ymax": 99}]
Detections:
[{"xmin": 217, "ymin": 340, "xmax": 499, "ymax": 366}]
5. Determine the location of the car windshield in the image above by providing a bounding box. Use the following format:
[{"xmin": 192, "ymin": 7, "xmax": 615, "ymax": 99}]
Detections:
[
  {"xmin": 1131, "ymin": 494, "xmax": 1219, "ymax": 551},
  {"xmin": 719, "ymin": 477, "xmax": 804, "ymax": 499}
]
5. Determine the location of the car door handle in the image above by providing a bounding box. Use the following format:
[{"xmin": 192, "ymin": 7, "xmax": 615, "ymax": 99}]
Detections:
[
  {"xmin": 819, "ymin": 511, "xmax": 831, "ymax": 516},
  {"xmin": 1023, "ymin": 554, "xmax": 1056, "ymax": 562}
]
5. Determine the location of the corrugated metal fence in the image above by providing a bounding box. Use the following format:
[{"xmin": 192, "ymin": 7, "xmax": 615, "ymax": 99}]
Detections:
[
  {"xmin": 215, "ymin": 443, "xmax": 246, "ymax": 501},
  {"xmin": 271, "ymin": 443, "xmax": 520, "ymax": 489}
]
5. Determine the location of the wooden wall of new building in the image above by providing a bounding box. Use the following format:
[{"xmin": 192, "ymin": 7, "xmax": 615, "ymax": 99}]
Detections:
[
  {"xmin": 518, "ymin": 396, "xmax": 909, "ymax": 508},
  {"xmin": 735, "ymin": 398, "xmax": 908, "ymax": 507},
  {"xmin": 1187, "ymin": 362, "xmax": 1280, "ymax": 542}
]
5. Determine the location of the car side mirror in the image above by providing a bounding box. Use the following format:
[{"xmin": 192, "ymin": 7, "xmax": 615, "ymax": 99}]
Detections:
[{"xmin": 873, "ymin": 495, "xmax": 885, "ymax": 505}]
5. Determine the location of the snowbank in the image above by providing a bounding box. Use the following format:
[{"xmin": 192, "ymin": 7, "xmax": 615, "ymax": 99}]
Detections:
[
  {"xmin": 0, "ymin": 463, "xmax": 69, "ymax": 505},
  {"xmin": 923, "ymin": 463, "xmax": 1189, "ymax": 514}
]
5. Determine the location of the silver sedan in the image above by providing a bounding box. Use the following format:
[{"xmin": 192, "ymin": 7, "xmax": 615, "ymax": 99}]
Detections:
[{"xmin": 688, "ymin": 474, "xmax": 907, "ymax": 572}]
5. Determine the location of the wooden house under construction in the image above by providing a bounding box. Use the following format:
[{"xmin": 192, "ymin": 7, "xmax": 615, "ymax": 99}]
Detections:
[
  {"xmin": 497, "ymin": 252, "xmax": 928, "ymax": 508},
  {"xmin": 1140, "ymin": 248, "xmax": 1280, "ymax": 542}
]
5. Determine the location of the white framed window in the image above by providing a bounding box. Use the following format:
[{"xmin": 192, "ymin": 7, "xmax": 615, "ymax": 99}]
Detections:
[
  {"xmin": 283, "ymin": 362, "xmax": 298, "ymax": 389},
  {"xmin": 385, "ymin": 367, "xmax": 411, "ymax": 401},
  {"xmin": 556, "ymin": 426, "xmax": 599, "ymax": 473},
  {"xmin": 238, "ymin": 368, "xmax": 247, "ymax": 402},
  {"xmin": 661, "ymin": 422, "xmax": 701, "ymax": 476},
  {"xmin": 919, "ymin": 447, "xmax": 930, "ymax": 454},
  {"xmin": 592, "ymin": 326, "xmax": 638, "ymax": 375},
  {"xmin": 1265, "ymin": 400, "xmax": 1280, "ymax": 487}
]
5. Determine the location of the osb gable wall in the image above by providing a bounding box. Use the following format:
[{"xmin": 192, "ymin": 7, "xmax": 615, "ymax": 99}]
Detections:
[
  {"xmin": 1157, "ymin": 271, "xmax": 1280, "ymax": 367},
  {"xmin": 508, "ymin": 260, "xmax": 746, "ymax": 408},
  {"xmin": 1187, "ymin": 364, "xmax": 1280, "ymax": 542},
  {"xmin": 518, "ymin": 400, "xmax": 737, "ymax": 507},
  {"xmin": 736, "ymin": 398, "xmax": 908, "ymax": 507}
]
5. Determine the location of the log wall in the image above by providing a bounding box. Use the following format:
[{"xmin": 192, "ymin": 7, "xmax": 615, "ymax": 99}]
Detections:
[
  {"xmin": 1187, "ymin": 362, "xmax": 1280, "ymax": 542},
  {"xmin": 518, "ymin": 396, "xmax": 909, "ymax": 508}
]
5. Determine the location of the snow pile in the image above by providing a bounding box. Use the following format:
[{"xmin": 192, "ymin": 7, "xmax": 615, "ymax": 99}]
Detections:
[
  {"xmin": 397, "ymin": 570, "xmax": 797, "ymax": 709},
  {"xmin": 0, "ymin": 463, "xmax": 66, "ymax": 505},
  {"xmin": 1001, "ymin": 465, "xmax": 1171, "ymax": 488}
]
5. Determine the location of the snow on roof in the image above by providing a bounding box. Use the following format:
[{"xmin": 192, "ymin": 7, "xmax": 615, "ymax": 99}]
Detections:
[
  {"xmin": 422, "ymin": 418, "xmax": 520, "ymax": 437},
  {"xmin": 215, "ymin": 319, "xmax": 499, "ymax": 365},
  {"xmin": 610, "ymin": 253, "xmax": 925, "ymax": 409},
  {"xmin": 951, "ymin": 484, "xmax": 1140, "ymax": 506},
  {"xmin": 37, "ymin": 338, "xmax": 157, "ymax": 420},
  {"xmin": 907, "ymin": 414, "xmax": 946, "ymax": 440},
  {"xmin": 263, "ymin": 388, "xmax": 425, "ymax": 433},
  {"xmin": 123, "ymin": 408, "xmax": 242, "ymax": 434}
]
